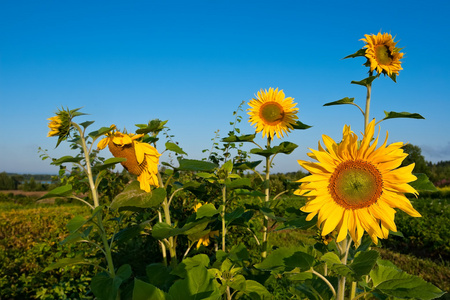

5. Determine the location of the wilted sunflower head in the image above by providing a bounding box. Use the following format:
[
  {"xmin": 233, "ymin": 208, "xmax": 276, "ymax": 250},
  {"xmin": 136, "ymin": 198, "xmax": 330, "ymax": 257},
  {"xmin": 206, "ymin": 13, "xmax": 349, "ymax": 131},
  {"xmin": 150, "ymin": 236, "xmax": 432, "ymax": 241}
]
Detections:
[
  {"xmin": 47, "ymin": 107, "xmax": 84, "ymax": 147},
  {"xmin": 295, "ymin": 120, "xmax": 421, "ymax": 245},
  {"xmin": 97, "ymin": 126, "xmax": 161, "ymax": 192},
  {"xmin": 361, "ymin": 32, "xmax": 404, "ymax": 76},
  {"xmin": 248, "ymin": 88, "xmax": 299, "ymax": 139}
]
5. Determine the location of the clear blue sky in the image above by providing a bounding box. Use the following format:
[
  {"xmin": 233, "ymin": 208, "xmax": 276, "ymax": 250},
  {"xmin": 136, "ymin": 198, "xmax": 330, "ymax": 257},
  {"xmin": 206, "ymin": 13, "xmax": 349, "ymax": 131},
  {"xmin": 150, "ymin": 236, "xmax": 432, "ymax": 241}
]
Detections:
[{"xmin": 1, "ymin": 0, "xmax": 449, "ymax": 174}]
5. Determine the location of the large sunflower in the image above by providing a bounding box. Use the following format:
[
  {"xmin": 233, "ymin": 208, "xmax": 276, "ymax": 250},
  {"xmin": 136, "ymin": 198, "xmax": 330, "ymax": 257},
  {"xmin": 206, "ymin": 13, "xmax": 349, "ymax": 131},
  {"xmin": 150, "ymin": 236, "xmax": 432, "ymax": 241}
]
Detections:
[
  {"xmin": 248, "ymin": 88, "xmax": 298, "ymax": 139},
  {"xmin": 295, "ymin": 120, "xmax": 421, "ymax": 244},
  {"xmin": 361, "ymin": 32, "xmax": 404, "ymax": 76},
  {"xmin": 97, "ymin": 126, "xmax": 160, "ymax": 192}
]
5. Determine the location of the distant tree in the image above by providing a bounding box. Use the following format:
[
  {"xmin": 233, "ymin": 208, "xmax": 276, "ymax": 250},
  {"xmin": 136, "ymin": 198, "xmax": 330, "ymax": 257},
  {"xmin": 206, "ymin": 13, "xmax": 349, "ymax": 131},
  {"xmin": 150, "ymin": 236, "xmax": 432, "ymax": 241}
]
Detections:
[
  {"xmin": 0, "ymin": 172, "xmax": 16, "ymax": 190},
  {"xmin": 401, "ymin": 144, "xmax": 430, "ymax": 176}
]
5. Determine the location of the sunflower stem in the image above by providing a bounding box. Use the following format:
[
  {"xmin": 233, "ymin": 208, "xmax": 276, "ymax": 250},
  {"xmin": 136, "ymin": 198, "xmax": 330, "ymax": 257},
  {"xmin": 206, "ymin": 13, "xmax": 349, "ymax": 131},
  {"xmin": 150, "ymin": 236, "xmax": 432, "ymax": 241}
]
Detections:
[
  {"xmin": 337, "ymin": 236, "xmax": 351, "ymax": 300},
  {"xmin": 364, "ymin": 71, "xmax": 373, "ymax": 131},
  {"xmin": 261, "ymin": 137, "xmax": 271, "ymax": 259},
  {"xmin": 221, "ymin": 186, "xmax": 227, "ymax": 251}
]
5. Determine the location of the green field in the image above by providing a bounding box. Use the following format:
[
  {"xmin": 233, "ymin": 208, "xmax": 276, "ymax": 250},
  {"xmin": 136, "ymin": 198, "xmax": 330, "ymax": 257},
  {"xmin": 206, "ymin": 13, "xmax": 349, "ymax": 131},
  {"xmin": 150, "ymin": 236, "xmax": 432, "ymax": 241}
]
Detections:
[{"xmin": 1, "ymin": 192, "xmax": 449, "ymax": 299}]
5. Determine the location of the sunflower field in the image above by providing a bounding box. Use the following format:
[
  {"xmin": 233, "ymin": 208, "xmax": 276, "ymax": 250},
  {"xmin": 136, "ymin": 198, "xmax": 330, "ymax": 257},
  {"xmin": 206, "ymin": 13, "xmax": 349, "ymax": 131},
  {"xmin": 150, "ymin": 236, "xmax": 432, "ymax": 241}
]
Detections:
[{"xmin": 2, "ymin": 32, "xmax": 449, "ymax": 299}]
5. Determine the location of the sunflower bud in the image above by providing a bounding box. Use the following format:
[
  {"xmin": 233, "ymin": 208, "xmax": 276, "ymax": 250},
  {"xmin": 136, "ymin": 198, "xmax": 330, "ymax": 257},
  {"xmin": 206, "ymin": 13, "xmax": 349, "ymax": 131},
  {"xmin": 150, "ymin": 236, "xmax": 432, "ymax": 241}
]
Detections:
[{"xmin": 47, "ymin": 107, "xmax": 84, "ymax": 147}]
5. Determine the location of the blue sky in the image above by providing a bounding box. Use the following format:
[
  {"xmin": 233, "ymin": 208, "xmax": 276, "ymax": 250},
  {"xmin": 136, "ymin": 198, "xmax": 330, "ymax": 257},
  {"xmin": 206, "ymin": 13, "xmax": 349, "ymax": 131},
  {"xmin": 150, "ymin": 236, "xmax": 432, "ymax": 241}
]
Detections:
[{"xmin": 1, "ymin": 0, "xmax": 449, "ymax": 174}]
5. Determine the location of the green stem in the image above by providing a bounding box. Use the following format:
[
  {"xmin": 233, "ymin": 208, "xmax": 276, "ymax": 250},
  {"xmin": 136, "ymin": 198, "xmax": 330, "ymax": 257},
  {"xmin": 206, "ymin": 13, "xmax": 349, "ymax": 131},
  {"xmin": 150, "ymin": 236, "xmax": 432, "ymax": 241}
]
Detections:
[
  {"xmin": 308, "ymin": 269, "xmax": 336, "ymax": 298},
  {"xmin": 72, "ymin": 122, "xmax": 99, "ymax": 208},
  {"xmin": 350, "ymin": 281, "xmax": 357, "ymax": 299},
  {"xmin": 222, "ymin": 186, "xmax": 227, "ymax": 251},
  {"xmin": 337, "ymin": 236, "xmax": 351, "ymax": 300},
  {"xmin": 158, "ymin": 171, "xmax": 177, "ymax": 265},
  {"xmin": 261, "ymin": 137, "xmax": 271, "ymax": 259},
  {"xmin": 97, "ymin": 213, "xmax": 115, "ymax": 276},
  {"xmin": 364, "ymin": 72, "xmax": 373, "ymax": 131}
]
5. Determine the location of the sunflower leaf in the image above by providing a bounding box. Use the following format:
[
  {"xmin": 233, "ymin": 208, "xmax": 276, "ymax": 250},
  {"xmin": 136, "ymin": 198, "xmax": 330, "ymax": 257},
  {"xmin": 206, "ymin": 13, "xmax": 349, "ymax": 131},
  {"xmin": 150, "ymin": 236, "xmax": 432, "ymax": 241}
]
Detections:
[
  {"xmin": 323, "ymin": 97, "xmax": 355, "ymax": 107},
  {"xmin": 165, "ymin": 141, "xmax": 187, "ymax": 155},
  {"xmin": 222, "ymin": 134, "xmax": 256, "ymax": 143},
  {"xmin": 292, "ymin": 120, "xmax": 312, "ymax": 130},
  {"xmin": 80, "ymin": 121, "xmax": 95, "ymax": 129},
  {"xmin": 233, "ymin": 160, "xmax": 262, "ymax": 170},
  {"xmin": 351, "ymin": 76, "xmax": 378, "ymax": 86},
  {"xmin": 177, "ymin": 159, "xmax": 218, "ymax": 172},
  {"xmin": 38, "ymin": 184, "xmax": 73, "ymax": 200},
  {"xmin": 409, "ymin": 173, "xmax": 438, "ymax": 192},
  {"xmin": 51, "ymin": 155, "xmax": 83, "ymax": 165},
  {"xmin": 93, "ymin": 157, "xmax": 126, "ymax": 171},
  {"xmin": 343, "ymin": 49, "xmax": 366, "ymax": 59},
  {"xmin": 110, "ymin": 181, "xmax": 166, "ymax": 210},
  {"xmin": 382, "ymin": 111, "xmax": 425, "ymax": 121},
  {"xmin": 89, "ymin": 126, "xmax": 115, "ymax": 139}
]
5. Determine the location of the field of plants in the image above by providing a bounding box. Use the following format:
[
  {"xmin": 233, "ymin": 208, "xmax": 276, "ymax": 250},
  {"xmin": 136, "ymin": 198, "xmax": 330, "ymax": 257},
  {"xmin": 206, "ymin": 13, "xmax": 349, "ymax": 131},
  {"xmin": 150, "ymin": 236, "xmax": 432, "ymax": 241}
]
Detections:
[{"xmin": 1, "ymin": 190, "xmax": 449, "ymax": 299}]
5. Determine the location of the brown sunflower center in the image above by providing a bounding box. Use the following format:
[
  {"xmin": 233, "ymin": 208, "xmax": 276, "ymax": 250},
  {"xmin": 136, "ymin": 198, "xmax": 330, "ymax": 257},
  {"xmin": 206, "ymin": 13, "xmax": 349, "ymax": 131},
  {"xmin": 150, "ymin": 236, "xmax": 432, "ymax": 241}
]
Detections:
[
  {"xmin": 259, "ymin": 102, "xmax": 285, "ymax": 125},
  {"xmin": 375, "ymin": 45, "xmax": 393, "ymax": 65},
  {"xmin": 328, "ymin": 160, "xmax": 383, "ymax": 209},
  {"xmin": 108, "ymin": 140, "xmax": 146, "ymax": 175}
]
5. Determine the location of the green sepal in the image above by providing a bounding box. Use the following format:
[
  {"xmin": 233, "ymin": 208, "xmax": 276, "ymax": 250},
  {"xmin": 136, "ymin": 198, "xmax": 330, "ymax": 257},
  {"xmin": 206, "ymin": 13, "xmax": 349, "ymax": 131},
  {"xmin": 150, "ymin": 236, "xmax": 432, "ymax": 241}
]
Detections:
[
  {"xmin": 323, "ymin": 97, "xmax": 355, "ymax": 107},
  {"xmin": 292, "ymin": 120, "xmax": 312, "ymax": 130},
  {"xmin": 110, "ymin": 181, "xmax": 166, "ymax": 210},
  {"xmin": 409, "ymin": 173, "xmax": 438, "ymax": 192},
  {"xmin": 38, "ymin": 184, "xmax": 73, "ymax": 200},
  {"xmin": 370, "ymin": 262, "xmax": 445, "ymax": 299},
  {"xmin": 382, "ymin": 111, "xmax": 425, "ymax": 121},
  {"xmin": 351, "ymin": 75, "xmax": 378, "ymax": 86},
  {"xmin": 222, "ymin": 134, "xmax": 256, "ymax": 143},
  {"xmin": 51, "ymin": 155, "xmax": 83, "ymax": 165},
  {"xmin": 165, "ymin": 141, "xmax": 187, "ymax": 155},
  {"xmin": 343, "ymin": 48, "xmax": 366, "ymax": 59}
]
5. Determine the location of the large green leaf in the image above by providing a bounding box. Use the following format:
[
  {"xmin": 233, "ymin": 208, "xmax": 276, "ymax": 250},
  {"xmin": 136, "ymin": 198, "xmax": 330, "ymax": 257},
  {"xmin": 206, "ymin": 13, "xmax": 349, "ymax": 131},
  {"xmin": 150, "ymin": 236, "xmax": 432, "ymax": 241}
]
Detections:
[
  {"xmin": 254, "ymin": 247, "xmax": 296, "ymax": 272},
  {"xmin": 382, "ymin": 111, "xmax": 425, "ymax": 121},
  {"xmin": 165, "ymin": 142, "xmax": 187, "ymax": 155},
  {"xmin": 233, "ymin": 160, "xmax": 262, "ymax": 170},
  {"xmin": 110, "ymin": 182, "xmax": 166, "ymax": 209},
  {"xmin": 323, "ymin": 97, "xmax": 355, "ymax": 107},
  {"xmin": 177, "ymin": 159, "xmax": 218, "ymax": 172},
  {"xmin": 241, "ymin": 280, "xmax": 272, "ymax": 300},
  {"xmin": 351, "ymin": 75, "xmax": 378, "ymax": 86},
  {"xmin": 225, "ymin": 177, "xmax": 252, "ymax": 190},
  {"xmin": 88, "ymin": 126, "xmax": 115, "ymax": 138},
  {"xmin": 146, "ymin": 263, "xmax": 178, "ymax": 292},
  {"xmin": 349, "ymin": 250, "xmax": 379, "ymax": 279},
  {"xmin": 196, "ymin": 203, "xmax": 219, "ymax": 219},
  {"xmin": 171, "ymin": 254, "xmax": 211, "ymax": 278},
  {"xmin": 90, "ymin": 272, "xmax": 123, "ymax": 300},
  {"xmin": 133, "ymin": 279, "xmax": 171, "ymax": 300},
  {"xmin": 283, "ymin": 252, "xmax": 315, "ymax": 271},
  {"xmin": 50, "ymin": 155, "xmax": 83, "ymax": 165},
  {"xmin": 343, "ymin": 48, "xmax": 366, "ymax": 59},
  {"xmin": 38, "ymin": 184, "xmax": 73, "ymax": 200},
  {"xmin": 409, "ymin": 173, "xmax": 438, "ymax": 192},
  {"xmin": 43, "ymin": 255, "xmax": 94, "ymax": 272},
  {"xmin": 250, "ymin": 142, "xmax": 298, "ymax": 158},
  {"xmin": 93, "ymin": 157, "xmax": 127, "ymax": 171},
  {"xmin": 168, "ymin": 265, "xmax": 220, "ymax": 300},
  {"xmin": 371, "ymin": 264, "xmax": 445, "ymax": 299}
]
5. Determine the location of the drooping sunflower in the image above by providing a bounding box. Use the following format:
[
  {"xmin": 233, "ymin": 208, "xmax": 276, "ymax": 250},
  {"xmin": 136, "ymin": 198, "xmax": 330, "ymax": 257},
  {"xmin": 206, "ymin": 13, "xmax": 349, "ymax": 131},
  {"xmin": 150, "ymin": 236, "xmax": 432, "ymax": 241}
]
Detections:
[
  {"xmin": 47, "ymin": 116, "xmax": 63, "ymax": 137},
  {"xmin": 248, "ymin": 88, "xmax": 298, "ymax": 139},
  {"xmin": 97, "ymin": 126, "xmax": 160, "ymax": 192},
  {"xmin": 361, "ymin": 32, "xmax": 404, "ymax": 76},
  {"xmin": 295, "ymin": 120, "xmax": 421, "ymax": 244}
]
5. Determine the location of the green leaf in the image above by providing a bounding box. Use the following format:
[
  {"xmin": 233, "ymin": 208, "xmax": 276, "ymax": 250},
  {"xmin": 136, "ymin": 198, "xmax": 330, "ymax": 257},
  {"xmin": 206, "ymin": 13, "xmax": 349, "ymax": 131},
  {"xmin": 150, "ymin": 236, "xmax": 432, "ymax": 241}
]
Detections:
[
  {"xmin": 292, "ymin": 120, "xmax": 312, "ymax": 130},
  {"xmin": 51, "ymin": 155, "xmax": 83, "ymax": 165},
  {"xmin": 177, "ymin": 159, "xmax": 218, "ymax": 172},
  {"xmin": 233, "ymin": 160, "xmax": 262, "ymax": 170},
  {"xmin": 410, "ymin": 173, "xmax": 438, "ymax": 192},
  {"xmin": 146, "ymin": 263, "xmax": 178, "ymax": 292},
  {"xmin": 89, "ymin": 126, "xmax": 115, "ymax": 138},
  {"xmin": 222, "ymin": 134, "xmax": 256, "ymax": 143},
  {"xmin": 225, "ymin": 178, "xmax": 252, "ymax": 190},
  {"xmin": 283, "ymin": 252, "xmax": 315, "ymax": 271},
  {"xmin": 133, "ymin": 279, "xmax": 171, "ymax": 300},
  {"xmin": 323, "ymin": 97, "xmax": 355, "ymax": 107},
  {"xmin": 110, "ymin": 181, "xmax": 166, "ymax": 210},
  {"xmin": 250, "ymin": 142, "xmax": 298, "ymax": 158},
  {"xmin": 196, "ymin": 203, "xmax": 219, "ymax": 219},
  {"xmin": 43, "ymin": 255, "xmax": 94, "ymax": 272},
  {"xmin": 116, "ymin": 264, "xmax": 132, "ymax": 282},
  {"xmin": 382, "ymin": 111, "xmax": 425, "ymax": 121},
  {"xmin": 165, "ymin": 142, "xmax": 187, "ymax": 155},
  {"xmin": 241, "ymin": 280, "xmax": 272, "ymax": 300},
  {"xmin": 351, "ymin": 75, "xmax": 378, "ymax": 86},
  {"xmin": 168, "ymin": 265, "xmax": 220, "ymax": 300},
  {"xmin": 80, "ymin": 121, "xmax": 95, "ymax": 129},
  {"xmin": 321, "ymin": 253, "xmax": 354, "ymax": 278},
  {"xmin": 135, "ymin": 119, "xmax": 168, "ymax": 134},
  {"xmin": 93, "ymin": 157, "xmax": 127, "ymax": 171},
  {"xmin": 260, "ymin": 207, "xmax": 286, "ymax": 222},
  {"xmin": 225, "ymin": 207, "xmax": 245, "ymax": 226},
  {"xmin": 38, "ymin": 184, "xmax": 73, "ymax": 200},
  {"xmin": 171, "ymin": 254, "xmax": 211, "ymax": 278},
  {"xmin": 349, "ymin": 250, "xmax": 379, "ymax": 279},
  {"xmin": 91, "ymin": 272, "xmax": 123, "ymax": 300},
  {"xmin": 343, "ymin": 48, "xmax": 366, "ymax": 59},
  {"xmin": 371, "ymin": 264, "xmax": 445, "ymax": 299},
  {"xmin": 254, "ymin": 247, "xmax": 296, "ymax": 272}
]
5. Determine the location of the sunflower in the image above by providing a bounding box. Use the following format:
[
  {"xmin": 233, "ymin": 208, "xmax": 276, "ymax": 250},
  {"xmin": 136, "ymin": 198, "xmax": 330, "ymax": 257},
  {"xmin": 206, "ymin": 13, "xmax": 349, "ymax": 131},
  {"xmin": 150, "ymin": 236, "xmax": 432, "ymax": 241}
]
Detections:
[
  {"xmin": 361, "ymin": 32, "xmax": 404, "ymax": 76},
  {"xmin": 295, "ymin": 120, "xmax": 421, "ymax": 244},
  {"xmin": 97, "ymin": 126, "xmax": 160, "ymax": 192},
  {"xmin": 47, "ymin": 116, "xmax": 63, "ymax": 137},
  {"xmin": 248, "ymin": 88, "xmax": 298, "ymax": 139}
]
